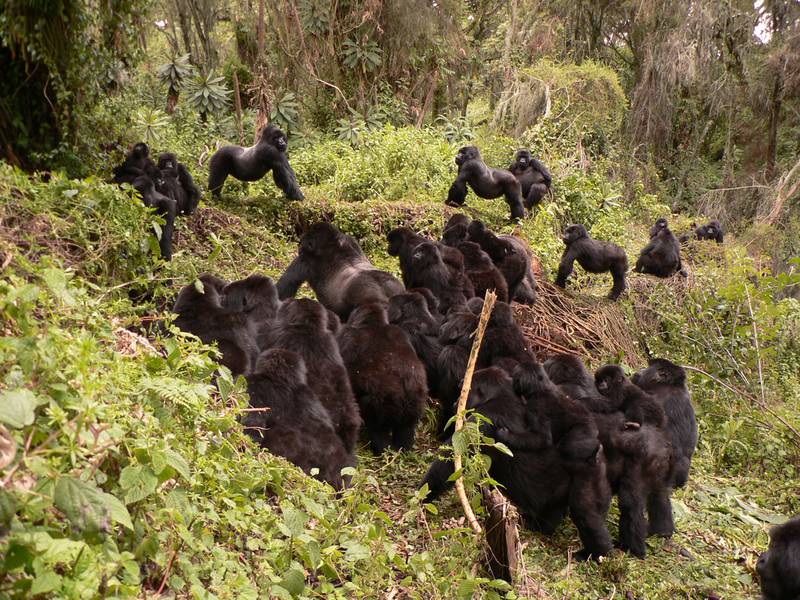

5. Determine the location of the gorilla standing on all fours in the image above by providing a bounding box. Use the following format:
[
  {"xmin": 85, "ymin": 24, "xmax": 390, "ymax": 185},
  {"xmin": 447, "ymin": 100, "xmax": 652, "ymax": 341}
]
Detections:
[
  {"xmin": 632, "ymin": 358, "xmax": 697, "ymax": 488},
  {"xmin": 172, "ymin": 274, "xmax": 259, "ymax": 377},
  {"xmin": 157, "ymin": 152, "xmax": 201, "ymax": 216},
  {"xmin": 757, "ymin": 516, "xmax": 800, "ymax": 600},
  {"xmin": 634, "ymin": 219, "xmax": 684, "ymax": 278},
  {"xmin": 446, "ymin": 146, "xmax": 526, "ymax": 221},
  {"xmin": 681, "ymin": 219, "xmax": 725, "ymax": 244},
  {"xmin": 337, "ymin": 303, "xmax": 428, "ymax": 454},
  {"xmin": 243, "ymin": 349, "xmax": 353, "ymax": 490},
  {"xmin": 277, "ymin": 222, "xmax": 404, "ymax": 319},
  {"xmin": 208, "ymin": 124, "xmax": 304, "ymax": 200},
  {"xmin": 509, "ymin": 149, "xmax": 552, "ymax": 209},
  {"xmin": 555, "ymin": 224, "xmax": 628, "ymax": 300}
]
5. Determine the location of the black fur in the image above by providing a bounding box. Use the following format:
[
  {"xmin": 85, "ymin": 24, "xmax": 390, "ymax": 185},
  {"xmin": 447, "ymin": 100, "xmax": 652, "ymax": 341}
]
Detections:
[
  {"xmin": 757, "ymin": 516, "xmax": 800, "ymax": 600},
  {"xmin": 388, "ymin": 292, "xmax": 443, "ymax": 394},
  {"xmin": 634, "ymin": 221, "xmax": 684, "ymax": 278},
  {"xmin": 244, "ymin": 349, "xmax": 353, "ymax": 490},
  {"xmin": 337, "ymin": 303, "xmax": 427, "ymax": 454},
  {"xmin": 446, "ymin": 146, "xmax": 525, "ymax": 220},
  {"xmin": 221, "ymin": 274, "xmax": 280, "ymax": 336},
  {"xmin": 457, "ymin": 241, "xmax": 509, "ymax": 303},
  {"xmin": 631, "ymin": 359, "xmax": 697, "ymax": 488},
  {"xmin": 555, "ymin": 224, "xmax": 628, "ymax": 300},
  {"xmin": 157, "ymin": 152, "xmax": 201, "ymax": 216},
  {"xmin": 509, "ymin": 149, "xmax": 551, "ymax": 209},
  {"xmin": 277, "ymin": 222, "xmax": 404, "ymax": 319},
  {"xmin": 208, "ymin": 124, "xmax": 304, "ymax": 200},
  {"xmin": 468, "ymin": 220, "xmax": 529, "ymax": 301}
]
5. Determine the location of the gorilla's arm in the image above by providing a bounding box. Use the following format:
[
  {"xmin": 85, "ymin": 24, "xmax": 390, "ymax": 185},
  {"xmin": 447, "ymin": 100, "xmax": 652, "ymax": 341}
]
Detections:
[
  {"xmin": 446, "ymin": 173, "xmax": 469, "ymax": 207},
  {"xmin": 177, "ymin": 163, "xmax": 201, "ymax": 214},
  {"xmin": 530, "ymin": 159, "xmax": 552, "ymax": 186},
  {"xmin": 555, "ymin": 247, "xmax": 578, "ymax": 288},
  {"xmin": 420, "ymin": 455, "xmax": 456, "ymax": 502},
  {"xmin": 495, "ymin": 418, "xmax": 553, "ymax": 451},
  {"xmin": 276, "ymin": 256, "xmax": 310, "ymax": 300},
  {"xmin": 272, "ymin": 155, "xmax": 304, "ymax": 200}
]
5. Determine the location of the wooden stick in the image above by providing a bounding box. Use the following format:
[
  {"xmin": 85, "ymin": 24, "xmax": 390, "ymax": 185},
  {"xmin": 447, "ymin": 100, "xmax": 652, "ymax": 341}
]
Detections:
[{"xmin": 453, "ymin": 290, "xmax": 497, "ymax": 534}]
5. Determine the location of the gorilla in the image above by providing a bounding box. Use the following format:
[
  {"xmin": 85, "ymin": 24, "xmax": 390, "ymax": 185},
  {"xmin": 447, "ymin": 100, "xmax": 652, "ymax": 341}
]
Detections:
[
  {"xmin": 435, "ymin": 309, "xmax": 479, "ymax": 436},
  {"xmin": 388, "ymin": 292, "xmax": 443, "ymax": 393},
  {"xmin": 508, "ymin": 149, "xmax": 552, "ymax": 209},
  {"xmin": 131, "ymin": 175, "xmax": 177, "ymax": 261},
  {"xmin": 545, "ymin": 355, "xmax": 676, "ymax": 557},
  {"xmin": 243, "ymin": 349, "xmax": 353, "ymax": 490},
  {"xmin": 477, "ymin": 301, "xmax": 534, "ymax": 371},
  {"xmin": 208, "ymin": 124, "xmax": 304, "ymax": 200},
  {"xmin": 757, "ymin": 516, "xmax": 800, "ymax": 600},
  {"xmin": 111, "ymin": 142, "xmax": 160, "ymax": 184},
  {"xmin": 634, "ymin": 220, "xmax": 684, "ymax": 278},
  {"xmin": 421, "ymin": 367, "xmax": 611, "ymax": 559},
  {"xmin": 681, "ymin": 220, "xmax": 724, "ymax": 244},
  {"xmin": 467, "ymin": 220, "xmax": 530, "ymax": 301},
  {"xmin": 172, "ymin": 274, "xmax": 259, "ymax": 376},
  {"xmin": 555, "ymin": 224, "xmax": 628, "ymax": 300},
  {"xmin": 456, "ymin": 241, "xmax": 509, "ymax": 303},
  {"xmin": 404, "ymin": 241, "xmax": 469, "ymax": 313},
  {"xmin": 632, "ymin": 359, "xmax": 697, "ymax": 488},
  {"xmin": 157, "ymin": 152, "xmax": 201, "ymax": 216},
  {"xmin": 221, "ymin": 274, "xmax": 281, "ymax": 336},
  {"xmin": 259, "ymin": 298, "xmax": 362, "ymax": 454},
  {"xmin": 595, "ymin": 365, "xmax": 667, "ymax": 429},
  {"xmin": 648, "ymin": 218, "xmax": 668, "ymax": 239},
  {"xmin": 446, "ymin": 146, "xmax": 525, "ymax": 221},
  {"xmin": 441, "ymin": 213, "xmax": 470, "ymax": 247},
  {"xmin": 387, "ymin": 226, "xmax": 474, "ymax": 298},
  {"xmin": 337, "ymin": 303, "xmax": 428, "ymax": 454},
  {"xmin": 277, "ymin": 222, "xmax": 404, "ymax": 319}
]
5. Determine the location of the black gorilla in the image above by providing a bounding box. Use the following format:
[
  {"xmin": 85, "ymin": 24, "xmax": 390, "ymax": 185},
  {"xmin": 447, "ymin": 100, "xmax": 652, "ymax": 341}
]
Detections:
[
  {"xmin": 446, "ymin": 146, "xmax": 525, "ymax": 221},
  {"xmin": 388, "ymin": 291, "xmax": 444, "ymax": 393},
  {"xmin": 467, "ymin": 220, "xmax": 530, "ymax": 301},
  {"xmin": 477, "ymin": 301, "xmax": 533, "ymax": 371},
  {"xmin": 277, "ymin": 222, "xmax": 404, "ymax": 319},
  {"xmin": 457, "ymin": 241, "xmax": 509, "ymax": 303},
  {"xmin": 421, "ymin": 367, "xmax": 611, "ymax": 558},
  {"xmin": 509, "ymin": 149, "xmax": 552, "ymax": 209},
  {"xmin": 112, "ymin": 142, "xmax": 160, "ymax": 184},
  {"xmin": 555, "ymin": 224, "xmax": 628, "ymax": 300},
  {"xmin": 387, "ymin": 226, "xmax": 474, "ymax": 298},
  {"xmin": 172, "ymin": 274, "xmax": 259, "ymax": 376},
  {"xmin": 441, "ymin": 213, "xmax": 471, "ymax": 247},
  {"xmin": 131, "ymin": 175, "xmax": 177, "ymax": 261},
  {"xmin": 545, "ymin": 355, "xmax": 675, "ymax": 557},
  {"xmin": 595, "ymin": 365, "xmax": 667, "ymax": 429},
  {"xmin": 632, "ymin": 359, "xmax": 697, "ymax": 488},
  {"xmin": 157, "ymin": 152, "xmax": 201, "ymax": 216},
  {"xmin": 435, "ymin": 309, "xmax": 478, "ymax": 436},
  {"xmin": 634, "ymin": 220, "xmax": 684, "ymax": 278},
  {"xmin": 244, "ymin": 349, "xmax": 353, "ymax": 490},
  {"xmin": 208, "ymin": 124, "xmax": 304, "ymax": 200},
  {"xmin": 259, "ymin": 298, "xmax": 362, "ymax": 454},
  {"xmin": 757, "ymin": 516, "xmax": 800, "ymax": 600},
  {"xmin": 682, "ymin": 220, "xmax": 724, "ymax": 244},
  {"xmin": 337, "ymin": 303, "xmax": 428, "ymax": 454},
  {"xmin": 404, "ymin": 241, "xmax": 469, "ymax": 313},
  {"xmin": 221, "ymin": 274, "xmax": 281, "ymax": 336}
]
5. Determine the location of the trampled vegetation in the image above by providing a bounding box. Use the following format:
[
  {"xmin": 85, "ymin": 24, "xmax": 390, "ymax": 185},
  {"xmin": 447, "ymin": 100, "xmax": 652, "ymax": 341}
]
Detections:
[{"xmin": 2, "ymin": 1, "xmax": 800, "ymax": 599}]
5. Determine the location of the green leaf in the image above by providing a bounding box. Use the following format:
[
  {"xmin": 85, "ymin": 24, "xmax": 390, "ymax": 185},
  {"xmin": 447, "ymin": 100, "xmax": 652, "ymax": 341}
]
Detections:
[
  {"xmin": 30, "ymin": 569, "xmax": 62, "ymax": 595},
  {"xmin": 119, "ymin": 465, "xmax": 159, "ymax": 504},
  {"xmin": 164, "ymin": 448, "xmax": 191, "ymax": 480},
  {"xmin": 54, "ymin": 476, "xmax": 113, "ymax": 534},
  {"xmin": 280, "ymin": 568, "xmax": 305, "ymax": 596},
  {"xmin": 0, "ymin": 389, "xmax": 42, "ymax": 428},
  {"xmin": 282, "ymin": 507, "xmax": 308, "ymax": 537}
]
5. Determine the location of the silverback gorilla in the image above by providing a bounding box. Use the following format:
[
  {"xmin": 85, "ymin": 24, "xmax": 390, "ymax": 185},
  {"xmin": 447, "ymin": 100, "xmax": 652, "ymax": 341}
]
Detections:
[
  {"xmin": 446, "ymin": 146, "xmax": 525, "ymax": 221},
  {"xmin": 208, "ymin": 124, "xmax": 304, "ymax": 200}
]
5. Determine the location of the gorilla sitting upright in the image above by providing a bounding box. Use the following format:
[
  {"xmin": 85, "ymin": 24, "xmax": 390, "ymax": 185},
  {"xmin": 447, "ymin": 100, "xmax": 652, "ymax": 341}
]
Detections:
[
  {"xmin": 509, "ymin": 149, "xmax": 552, "ymax": 209},
  {"xmin": 277, "ymin": 222, "xmax": 404, "ymax": 319},
  {"xmin": 446, "ymin": 146, "xmax": 525, "ymax": 221},
  {"xmin": 634, "ymin": 219, "xmax": 684, "ymax": 278},
  {"xmin": 157, "ymin": 152, "xmax": 201, "ymax": 216},
  {"xmin": 208, "ymin": 124, "xmax": 304, "ymax": 200}
]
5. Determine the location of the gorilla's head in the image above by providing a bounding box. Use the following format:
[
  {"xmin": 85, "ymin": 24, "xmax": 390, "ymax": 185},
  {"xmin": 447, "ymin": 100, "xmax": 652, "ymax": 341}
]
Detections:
[
  {"xmin": 348, "ymin": 303, "xmax": 388, "ymax": 328},
  {"xmin": 253, "ymin": 348, "xmax": 308, "ymax": 384},
  {"xmin": 563, "ymin": 224, "xmax": 588, "ymax": 245},
  {"xmin": 411, "ymin": 241, "xmax": 442, "ymax": 270},
  {"xmin": 260, "ymin": 124, "xmax": 288, "ymax": 151},
  {"xmin": 132, "ymin": 142, "xmax": 150, "ymax": 158},
  {"xmin": 631, "ymin": 358, "xmax": 686, "ymax": 388},
  {"xmin": 387, "ymin": 227, "xmax": 415, "ymax": 257},
  {"xmin": 158, "ymin": 152, "xmax": 178, "ymax": 175},
  {"xmin": 512, "ymin": 361, "xmax": 554, "ymax": 398},
  {"xmin": 467, "ymin": 367, "xmax": 512, "ymax": 410},
  {"xmin": 509, "ymin": 149, "xmax": 533, "ymax": 175},
  {"xmin": 299, "ymin": 222, "xmax": 349, "ymax": 256},
  {"xmin": 222, "ymin": 274, "xmax": 279, "ymax": 315},
  {"xmin": 278, "ymin": 297, "xmax": 327, "ymax": 329},
  {"xmin": 388, "ymin": 292, "xmax": 435, "ymax": 325},
  {"xmin": 457, "ymin": 241, "xmax": 492, "ymax": 267},
  {"xmin": 543, "ymin": 354, "xmax": 591, "ymax": 387},
  {"xmin": 455, "ymin": 146, "xmax": 481, "ymax": 167},
  {"xmin": 594, "ymin": 365, "xmax": 626, "ymax": 395}
]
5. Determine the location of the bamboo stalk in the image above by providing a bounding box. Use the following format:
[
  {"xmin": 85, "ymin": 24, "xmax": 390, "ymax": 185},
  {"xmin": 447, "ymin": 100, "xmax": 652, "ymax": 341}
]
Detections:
[{"xmin": 453, "ymin": 290, "xmax": 497, "ymax": 534}]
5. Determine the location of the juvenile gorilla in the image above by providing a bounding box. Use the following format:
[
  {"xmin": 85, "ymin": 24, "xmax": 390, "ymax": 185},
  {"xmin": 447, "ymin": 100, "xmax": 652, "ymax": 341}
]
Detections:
[
  {"xmin": 632, "ymin": 358, "xmax": 697, "ymax": 488},
  {"xmin": 435, "ymin": 309, "xmax": 479, "ymax": 436},
  {"xmin": 634, "ymin": 220, "xmax": 684, "ymax": 278},
  {"xmin": 244, "ymin": 349, "xmax": 353, "ymax": 490},
  {"xmin": 337, "ymin": 303, "xmax": 428, "ymax": 454},
  {"xmin": 112, "ymin": 142, "xmax": 160, "ymax": 184},
  {"xmin": 595, "ymin": 365, "xmax": 667, "ymax": 429},
  {"xmin": 477, "ymin": 301, "xmax": 533, "ymax": 371},
  {"xmin": 404, "ymin": 241, "xmax": 469, "ymax": 313},
  {"xmin": 260, "ymin": 298, "xmax": 362, "ymax": 454},
  {"xmin": 682, "ymin": 219, "xmax": 724, "ymax": 244},
  {"xmin": 757, "ymin": 516, "xmax": 800, "ymax": 600},
  {"xmin": 457, "ymin": 241, "xmax": 509, "ymax": 302},
  {"xmin": 446, "ymin": 146, "xmax": 525, "ymax": 221},
  {"xmin": 277, "ymin": 222, "xmax": 404, "ymax": 319},
  {"xmin": 157, "ymin": 152, "xmax": 201, "ymax": 216},
  {"xmin": 509, "ymin": 149, "xmax": 552, "ymax": 209},
  {"xmin": 172, "ymin": 274, "xmax": 258, "ymax": 376},
  {"xmin": 555, "ymin": 224, "xmax": 628, "ymax": 300},
  {"xmin": 208, "ymin": 124, "xmax": 304, "ymax": 200},
  {"xmin": 467, "ymin": 220, "xmax": 530, "ymax": 301},
  {"xmin": 130, "ymin": 175, "xmax": 178, "ymax": 261},
  {"xmin": 421, "ymin": 367, "xmax": 610, "ymax": 558}
]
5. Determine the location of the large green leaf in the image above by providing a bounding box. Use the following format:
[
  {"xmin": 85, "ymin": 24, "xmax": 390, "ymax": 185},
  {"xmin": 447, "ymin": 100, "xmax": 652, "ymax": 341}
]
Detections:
[
  {"xmin": 0, "ymin": 389, "xmax": 43, "ymax": 429},
  {"xmin": 54, "ymin": 476, "xmax": 133, "ymax": 533},
  {"xmin": 119, "ymin": 465, "xmax": 159, "ymax": 504}
]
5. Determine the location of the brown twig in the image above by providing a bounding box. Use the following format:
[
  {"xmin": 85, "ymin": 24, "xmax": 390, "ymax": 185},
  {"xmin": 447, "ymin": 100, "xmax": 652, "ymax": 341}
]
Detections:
[{"xmin": 453, "ymin": 289, "xmax": 497, "ymax": 535}]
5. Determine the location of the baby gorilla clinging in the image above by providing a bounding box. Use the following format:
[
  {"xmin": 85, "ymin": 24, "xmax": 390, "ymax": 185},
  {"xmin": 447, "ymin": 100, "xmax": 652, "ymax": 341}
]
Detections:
[
  {"xmin": 336, "ymin": 303, "xmax": 428, "ymax": 454},
  {"xmin": 243, "ymin": 349, "xmax": 353, "ymax": 490}
]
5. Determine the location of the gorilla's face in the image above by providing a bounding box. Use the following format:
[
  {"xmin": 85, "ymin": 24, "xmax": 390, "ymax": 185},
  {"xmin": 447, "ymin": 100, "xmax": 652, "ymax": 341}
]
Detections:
[
  {"xmin": 442, "ymin": 223, "xmax": 468, "ymax": 246},
  {"xmin": 455, "ymin": 146, "xmax": 481, "ymax": 166},
  {"xmin": 133, "ymin": 143, "xmax": 150, "ymax": 159},
  {"xmin": 563, "ymin": 224, "xmax": 588, "ymax": 245},
  {"xmin": 386, "ymin": 228, "xmax": 412, "ymax": 257},
  {"xmin": 261, "ymin": 125, "xmax": 288, "ymax": 151},
  {"xmin": 273, "ymin": 132, "xmax": 288, "ymax": 151},
  {"xmin": 594, "ymin": 366, "xmax": 624, "ymax": 395},
  {"xmin": 411, "ymin": 242, "xmax": 440, "ymax": 269}
]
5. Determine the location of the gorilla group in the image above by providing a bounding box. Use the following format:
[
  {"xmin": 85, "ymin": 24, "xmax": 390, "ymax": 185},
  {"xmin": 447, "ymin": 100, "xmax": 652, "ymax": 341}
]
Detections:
[
  {"xmin": 680, "ymin": 219, "xmax": 725, "ymax": 244},
  {"xmin": 111, "ymin": 142, "xmax": 200, "ymax": 260}
]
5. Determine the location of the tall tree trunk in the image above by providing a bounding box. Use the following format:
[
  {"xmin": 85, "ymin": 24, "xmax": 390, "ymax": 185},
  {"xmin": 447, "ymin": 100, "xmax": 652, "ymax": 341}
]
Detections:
[
  {"xmin": 257, "ymin": 0, "xmax": 265, "ymax": 57},
  {"xmin": 766, "ymin": 0, "xmax": 787, "ymax": 179}
]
